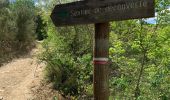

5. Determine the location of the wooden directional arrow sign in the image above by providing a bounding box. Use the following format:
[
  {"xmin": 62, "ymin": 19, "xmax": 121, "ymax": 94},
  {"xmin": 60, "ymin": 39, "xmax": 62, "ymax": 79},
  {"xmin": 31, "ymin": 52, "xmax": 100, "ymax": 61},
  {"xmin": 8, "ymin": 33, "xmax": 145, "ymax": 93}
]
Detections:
[{"xmin": 51, "ymin": 0, "xmax": 154, "ymax": 27}]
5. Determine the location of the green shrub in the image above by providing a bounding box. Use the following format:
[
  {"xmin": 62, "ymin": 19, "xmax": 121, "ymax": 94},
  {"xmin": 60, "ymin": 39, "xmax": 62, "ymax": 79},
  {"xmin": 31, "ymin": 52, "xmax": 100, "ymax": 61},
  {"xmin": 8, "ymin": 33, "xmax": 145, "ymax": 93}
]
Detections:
[
  {"xmin": 0, "ymin": 0, "xmax": 36, "ymax": 66},
  {"xmin": 39, "ymin": 23, "xmax": 93, "ymax": 98}
]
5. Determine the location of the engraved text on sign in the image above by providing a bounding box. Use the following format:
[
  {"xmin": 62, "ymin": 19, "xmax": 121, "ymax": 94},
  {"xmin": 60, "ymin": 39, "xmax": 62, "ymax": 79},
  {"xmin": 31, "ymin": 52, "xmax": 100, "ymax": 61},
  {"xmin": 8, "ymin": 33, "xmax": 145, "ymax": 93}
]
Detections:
[{"xmin": 51, "ymin": 0, "xmax": 154, "ymax": 26}]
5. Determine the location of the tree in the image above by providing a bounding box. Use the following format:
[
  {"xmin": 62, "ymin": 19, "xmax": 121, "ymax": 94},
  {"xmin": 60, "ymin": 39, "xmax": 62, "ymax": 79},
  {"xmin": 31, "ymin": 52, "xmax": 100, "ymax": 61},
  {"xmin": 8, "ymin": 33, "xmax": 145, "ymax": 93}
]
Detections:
[
  {"xmin": 35, "ymin": 15, "xmax": 47, "ymax": 40},
  {"xmin": 109, "ymin": 0, "xmax": 170, "ymax": 99},
  {"xmin": 13, "ymin": 0, "xmax": 36, "ymax": 51},
  {"xmin": 0, "ymin": 0, "xmax": 37, "ymax": 65}
]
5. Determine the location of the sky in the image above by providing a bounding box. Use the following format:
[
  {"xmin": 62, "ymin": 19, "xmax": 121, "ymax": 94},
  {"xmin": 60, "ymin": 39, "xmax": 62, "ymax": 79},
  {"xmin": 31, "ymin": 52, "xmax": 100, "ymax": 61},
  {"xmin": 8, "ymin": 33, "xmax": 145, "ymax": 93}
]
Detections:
[
  {"xmin": 146, "ymin": 15, "xmax": 157, "ymax": 24},
  {"xmin": 146, "ymin": 7, "xmax": 170, "ymax": 24},
  {"xmin": 147, "ymin": 18, "xmax": 156, "ymax": 24}
]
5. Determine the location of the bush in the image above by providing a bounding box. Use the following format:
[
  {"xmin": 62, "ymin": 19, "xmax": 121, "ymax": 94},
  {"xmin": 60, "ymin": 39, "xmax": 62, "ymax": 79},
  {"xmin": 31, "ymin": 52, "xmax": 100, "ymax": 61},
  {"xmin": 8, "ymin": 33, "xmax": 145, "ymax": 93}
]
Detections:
[
  {"xmin": 39, "ymin": 23, "xmax": 93, "ymax": 98},
  {"xmin": 0, "ymin": 0, "xmax": 36, "ymax": 66},
  {"xmin": 35, "ymin": 15, "xmax": 47, "ymax": 40}
]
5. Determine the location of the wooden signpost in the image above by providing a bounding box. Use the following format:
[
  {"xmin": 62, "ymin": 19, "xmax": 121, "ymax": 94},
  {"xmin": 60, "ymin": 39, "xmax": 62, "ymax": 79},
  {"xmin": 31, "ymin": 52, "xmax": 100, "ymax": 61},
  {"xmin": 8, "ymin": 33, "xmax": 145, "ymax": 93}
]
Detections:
[
  {"xmin": 51, "ymin": 0, "xmax": 154, "ymax": 99},
  {"xmin": 51, "ymin": 0, "xmax": 154, "ymax": 26}
]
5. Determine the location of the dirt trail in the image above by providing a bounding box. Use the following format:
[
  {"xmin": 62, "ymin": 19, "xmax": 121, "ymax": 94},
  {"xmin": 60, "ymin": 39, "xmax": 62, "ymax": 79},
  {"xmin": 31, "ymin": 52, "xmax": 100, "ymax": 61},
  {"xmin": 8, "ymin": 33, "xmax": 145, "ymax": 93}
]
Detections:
[{"xmin": 0, "ymin": 49, "xmax": 45, "ymax": 100}]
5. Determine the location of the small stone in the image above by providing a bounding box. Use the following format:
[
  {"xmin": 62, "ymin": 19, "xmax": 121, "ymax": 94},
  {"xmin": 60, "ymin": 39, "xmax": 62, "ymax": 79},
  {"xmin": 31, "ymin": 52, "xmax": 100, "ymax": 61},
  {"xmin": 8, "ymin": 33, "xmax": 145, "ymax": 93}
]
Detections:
[{"xmin": 0, "ymin": 96, "xmax": 3, "ymax": 100}]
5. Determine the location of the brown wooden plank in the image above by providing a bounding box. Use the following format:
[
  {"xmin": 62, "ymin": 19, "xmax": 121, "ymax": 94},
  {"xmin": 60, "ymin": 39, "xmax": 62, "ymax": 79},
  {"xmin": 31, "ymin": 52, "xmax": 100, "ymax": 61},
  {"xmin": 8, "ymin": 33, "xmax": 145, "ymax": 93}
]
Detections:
[{"xmin": 51, "ymin": 0, "xmax": 155, "ymax": 26}]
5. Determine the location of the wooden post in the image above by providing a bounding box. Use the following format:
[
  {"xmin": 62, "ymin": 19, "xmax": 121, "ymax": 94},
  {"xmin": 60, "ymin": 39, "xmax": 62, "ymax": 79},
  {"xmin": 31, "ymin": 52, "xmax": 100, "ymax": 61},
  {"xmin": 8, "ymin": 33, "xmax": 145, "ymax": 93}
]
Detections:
[
  {"xmin": 51, "ymin": 0, "xmax": 154, "ymax": 99},
  {"xmin": 93, "ymin": 23, "xmax": 109, "ymax": 100}
]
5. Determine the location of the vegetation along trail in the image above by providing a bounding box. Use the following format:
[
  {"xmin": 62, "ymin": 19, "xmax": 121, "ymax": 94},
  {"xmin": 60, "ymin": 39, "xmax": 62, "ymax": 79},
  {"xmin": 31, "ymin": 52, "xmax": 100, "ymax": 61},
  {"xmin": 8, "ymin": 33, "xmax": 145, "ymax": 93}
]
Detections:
[{"xmin": 0, "ymin": 48, "xmax": 44, "ymax": 100}]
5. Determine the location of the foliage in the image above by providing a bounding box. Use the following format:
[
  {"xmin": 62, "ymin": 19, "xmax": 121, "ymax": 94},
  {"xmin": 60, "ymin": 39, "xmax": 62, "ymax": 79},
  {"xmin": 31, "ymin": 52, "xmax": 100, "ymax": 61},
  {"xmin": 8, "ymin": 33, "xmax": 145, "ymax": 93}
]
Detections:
[
  {"xmin": 39, "ymin": 13, "xmax": 93, "ymax": 97},
  {"xmin": 109, "ymin": 20, "xmax": 170, "ymax": 99},
  {"xmin": 38, "ymin": 0, "xmax": 170, "ymax": 99},
  {"xmin": 13, "ymin": 0, "xmax": 36, "ymax": 50},
  {"xmin": 0, "ymin": 0, "xmax": 37, "ymax": 65},
  {"xmin": 35, "ymin": 15, "xmax": 47, "ymax": 40}
]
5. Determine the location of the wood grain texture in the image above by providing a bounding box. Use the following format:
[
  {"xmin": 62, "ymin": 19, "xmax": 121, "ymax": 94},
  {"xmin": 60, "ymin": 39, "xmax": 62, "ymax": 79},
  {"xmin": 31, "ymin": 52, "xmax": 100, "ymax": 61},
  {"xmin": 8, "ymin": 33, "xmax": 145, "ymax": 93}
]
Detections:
[
  {"xmin": 93, "ymin": 23, "xmax": 109, "ymax": 100},
  {"xmin": 51, "ymin": 0, "xmax": 154, "ymax": 27}
]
